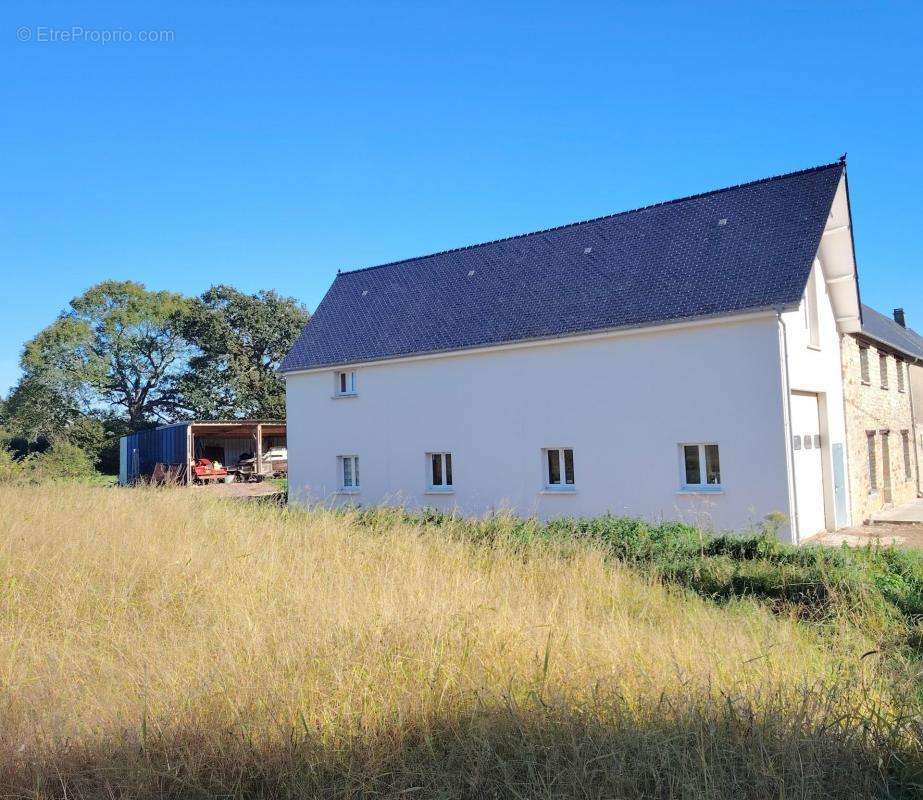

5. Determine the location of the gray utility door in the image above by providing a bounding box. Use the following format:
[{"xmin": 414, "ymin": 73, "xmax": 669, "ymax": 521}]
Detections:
[
  {"xmin": 790, "ymin": 392, "xmax": 827, "ymax": 538},
  {"xmin": 881, "ymin": 430, "xmax": 892, "ymax": 504},
  {"xmin": 832, "ymin": 442, "xmax": 848, "ymax": 528}
]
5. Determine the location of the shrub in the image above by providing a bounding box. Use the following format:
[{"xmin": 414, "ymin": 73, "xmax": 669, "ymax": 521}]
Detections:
[
  {"xmin": 0, "ymin": 446, "xmax": 25, "ymax": 483},
  {"xmin": 24, "ymin": 441, "xmax": 98, "ymax": 482}
]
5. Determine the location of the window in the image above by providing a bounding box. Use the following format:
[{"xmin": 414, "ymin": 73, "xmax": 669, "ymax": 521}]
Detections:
[
  {"xmin": 879, "ymin": 352, "xmax": 889, "ymax": 389},
  {"xmin": 867, "ymin": 432, "xmax": 877, "ymax": 493},
  {"xmin": 803, "ymin": 268, "xmax": 819, "ymax": 348},
  {"xmin": 902, "ymin": 431, "xmax": 912, "ymax": 480},
  {"xmin": 897, "ymin": 359, "xmax": 906, "ymax": 392},
  {"xmin": 859, "ymin": 345, "xmax": 870, "ymax": 384},
  {"xmin": 427, "ymin": 452, "xmax": 453, "ymax": 491},
  {"xmin": 544, "ymin": 448, "xmax": 575, "ymax": 490},
  {"xmin": 338, "ymin": 455, "xmax": 359, "ymax": 490},
  {"xmin": 334, "ymin": 370, "xmax": 357, "ymax": 396},
  {"xmin": 681, "ymin": 443, "xmax": 721, "ymax": 490}
]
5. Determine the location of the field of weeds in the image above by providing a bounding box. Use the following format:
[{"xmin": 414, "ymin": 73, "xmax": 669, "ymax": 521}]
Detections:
[{"xmin": 1, "ymin": 483, "xmax": 921, "ymax": 798}]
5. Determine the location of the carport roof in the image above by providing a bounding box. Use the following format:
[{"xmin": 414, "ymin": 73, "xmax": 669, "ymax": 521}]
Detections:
[
  {"xmin": 158, "ymin": 420, "xmax": 284, "ymax": 428},
  {"xmin": 157, "ymin": 420, "xmax": 286, "ymax": 437}
]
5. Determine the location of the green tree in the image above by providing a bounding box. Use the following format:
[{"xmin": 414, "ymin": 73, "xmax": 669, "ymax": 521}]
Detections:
[
  {"xmin": 3, "ymin": 375, "xmax": 82, "ymax": 453},
  {"xmin": 2, "ymin": 376, "xmax": 128, "ymax": 472},
  {"xmin": 179, "ymin": 285, "xmax": 308, "ymax": 419},
  {"xmin": 20, "ymin": 281, "xmax": 193, "ymax": 430}
]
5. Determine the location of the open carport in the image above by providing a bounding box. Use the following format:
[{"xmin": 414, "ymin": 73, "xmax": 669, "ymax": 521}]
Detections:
[{"xmin": 119, "ymin": 420, "xmax": 286, "ymax": 484}]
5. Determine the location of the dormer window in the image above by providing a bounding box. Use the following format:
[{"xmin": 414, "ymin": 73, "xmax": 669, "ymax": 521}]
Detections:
[{"xmin": 334, "ymin": 370, "xmax": 357, "ymax": 397}]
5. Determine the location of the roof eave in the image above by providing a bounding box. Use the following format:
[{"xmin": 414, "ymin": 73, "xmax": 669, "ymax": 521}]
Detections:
[
  {"xmin": 855, "ymin": 331, "xmax": 923, "ymax": 363},
  {"xmin": 817, "ymin": 170, "xmax": 862, "ymax": 334}
]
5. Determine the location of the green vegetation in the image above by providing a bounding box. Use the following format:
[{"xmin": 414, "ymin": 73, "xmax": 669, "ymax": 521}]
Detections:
[
  {"xmin": 1, "ymin": 484, "xmax": 921, "ymax": 798},
  {"xmin": 19, "ymin": 280, "xmax": 193, "ymax": 430},
  {"xmin": 0, "ymin": 439, "xmax": 100, "ymax": 483},
  {"xmin": 1, "ymin": 279, "xmax": 308, "ymax": 478},
  {"xmin": 348, "ymin": 507, "xmax": 923, "ymax": 655},
  {"xmin": 178, "ymin": 285, "xmax": 310, "ymax": 420}
]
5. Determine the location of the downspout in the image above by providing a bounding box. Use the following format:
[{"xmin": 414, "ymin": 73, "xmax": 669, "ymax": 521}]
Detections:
[{"xmin": 777, "ymin": 310, "xmax": 801, "ymax": 543}]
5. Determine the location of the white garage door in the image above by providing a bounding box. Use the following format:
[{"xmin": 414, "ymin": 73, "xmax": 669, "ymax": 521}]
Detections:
[{"xmin": 790, "ymin": 392, "xmax": 826, "ymax": 538}]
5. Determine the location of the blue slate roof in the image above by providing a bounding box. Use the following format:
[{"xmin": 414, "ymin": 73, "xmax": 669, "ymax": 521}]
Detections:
[
  {"xmin": 861, "ymin": 305, "xmax": 923, "ymax": 361},
  {"xmin": 282, "ymin": 162, "xmax": 845, "ymax": 372}
]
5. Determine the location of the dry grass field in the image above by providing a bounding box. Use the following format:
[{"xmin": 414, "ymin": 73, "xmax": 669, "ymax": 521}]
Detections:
[{"xmin": 0, "ymin": 483, "xmax": 920, "ymax": 799}]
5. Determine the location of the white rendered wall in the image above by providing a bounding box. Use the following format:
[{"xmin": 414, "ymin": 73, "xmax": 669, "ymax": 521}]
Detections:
[
  {"xmin": 286, "ymin": 314, "xmax": 794, "ymax": 537},
  {"xmin": 781, "ymin": 257, "xmax": 852, "ymax": 532}
]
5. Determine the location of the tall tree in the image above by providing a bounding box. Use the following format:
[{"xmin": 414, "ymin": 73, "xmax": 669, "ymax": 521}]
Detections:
[
  {"xmin": 20, "ymin": 281, "xmax": 193, "ymax": 429},
  {"xmin": 179, "ymin": 285, "xmax": 309, "ymax": 419},
  {"xmin": 2, "ymin": 376, "xmax": 81, "ymax": 452}
]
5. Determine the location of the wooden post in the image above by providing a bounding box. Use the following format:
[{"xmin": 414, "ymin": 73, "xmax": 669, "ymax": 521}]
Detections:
[
  {"xmin": 186, "ymin": 425, "xmax": 193, "ymax": 486},
  {"xmin": 256, "ymin": 424, "xmax": 263, "ymax": 477}
]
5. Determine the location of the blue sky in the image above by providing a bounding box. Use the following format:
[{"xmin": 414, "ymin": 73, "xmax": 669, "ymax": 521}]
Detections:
[{"xmin": 2, "ymin": 1, "xmax": 921, "ymax": 396}]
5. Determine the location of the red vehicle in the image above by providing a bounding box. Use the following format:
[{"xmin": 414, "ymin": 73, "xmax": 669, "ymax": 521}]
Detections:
[{"xmin": 192, "ymin": 457, "xmax": 228, "ymax": 483}]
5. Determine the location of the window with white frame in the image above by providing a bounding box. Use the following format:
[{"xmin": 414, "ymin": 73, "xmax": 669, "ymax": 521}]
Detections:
[
  {"xmin": 543, "ymin": 448, "xmax": 575, "ymax": 490},
  {"xmin": 334, "ymin": 370, "xmax": 357, "ymax": 396},
  {"xmin": 859, "ymin": 345, "xmax": 870, "ymax": 384},
  {"xmin": 681, "ymin": 443, "xmax": 721, "ymax": 490},
  {"xmin": 866, "ymin": 432, "xmax": 877, "ymax": 493},
  {"xmin": 427, "ymin": 452, "xmax": 453, "ymax": 490},
  {"xmin": 803, "ymin": 268, "xmax": 820, "ymax": 348},
  {"xmin": 338, "ymin": 455, "xmax": 359, "ymax": 490},
  {"xmin": 879, "ymin": 352, "xmax": 889, "ymax": 389}
]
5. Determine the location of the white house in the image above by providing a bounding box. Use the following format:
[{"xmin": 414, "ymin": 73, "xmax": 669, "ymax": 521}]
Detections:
[{"xmin": 281, "ymin": 161, "xmax": 865, "ymax": 543}]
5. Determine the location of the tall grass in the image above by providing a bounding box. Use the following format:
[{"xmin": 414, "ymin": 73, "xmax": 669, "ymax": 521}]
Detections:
[
  {"xmin": 0, "ymin": 484, "xmax": 920, "ymax": 798},
  {"xmin": 349, "ymin": 507, "xmax": 923, "ymax": 650}
]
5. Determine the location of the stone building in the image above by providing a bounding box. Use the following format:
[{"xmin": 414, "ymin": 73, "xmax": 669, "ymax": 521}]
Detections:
[{"xmin": 842, "ymin": 305, "xmax": 923, "ymax": 524}]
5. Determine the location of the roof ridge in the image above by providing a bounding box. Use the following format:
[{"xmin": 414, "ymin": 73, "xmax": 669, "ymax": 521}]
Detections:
[{"xmin": 338, "ymin": 160, "xmax": 846, "ymax": 277}]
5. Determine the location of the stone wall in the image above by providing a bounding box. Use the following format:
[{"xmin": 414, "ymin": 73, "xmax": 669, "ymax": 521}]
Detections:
[{"xmin": 841, "ymin": 334, "xmax": 918, "ymax": 523}]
